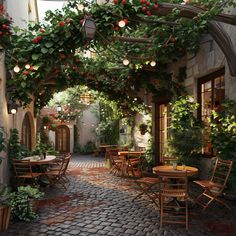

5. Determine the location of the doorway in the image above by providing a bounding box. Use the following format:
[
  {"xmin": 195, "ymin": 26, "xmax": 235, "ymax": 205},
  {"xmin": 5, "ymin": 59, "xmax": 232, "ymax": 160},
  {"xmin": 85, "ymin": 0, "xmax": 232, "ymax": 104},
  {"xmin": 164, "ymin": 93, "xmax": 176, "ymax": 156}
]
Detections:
[{"xmin": 55, "ymin": 125, "xmax": 70, "ymax": 153}]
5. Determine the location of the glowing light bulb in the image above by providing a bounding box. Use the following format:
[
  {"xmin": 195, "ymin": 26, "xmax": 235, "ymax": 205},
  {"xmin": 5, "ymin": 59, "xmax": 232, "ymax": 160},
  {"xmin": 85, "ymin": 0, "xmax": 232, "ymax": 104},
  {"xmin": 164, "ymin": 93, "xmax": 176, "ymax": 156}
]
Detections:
[
  {"xmin": 25, "ymin": 64, "xmax": 30, "ymax": 69},
  {"xmin": 123, "ymin": 59, "xmax": 129, "ymax": 66},
  {"xmin": 150, "ymin": 61, "xmax": 156, "ymax": 67},
  {"xmin": 11, "ymin": 108, "xmax": 17, "ymax": 114},
  {"xmin": 77, "ymin": 4, "xmax": 84, "ymax": 11},
  {"xmin": 118, "ymin": 20, "xmax": 126, "ymax": 28},
  {"xmin": 13, "ymin": 65, "xmax": 20, "ymax": 73}
]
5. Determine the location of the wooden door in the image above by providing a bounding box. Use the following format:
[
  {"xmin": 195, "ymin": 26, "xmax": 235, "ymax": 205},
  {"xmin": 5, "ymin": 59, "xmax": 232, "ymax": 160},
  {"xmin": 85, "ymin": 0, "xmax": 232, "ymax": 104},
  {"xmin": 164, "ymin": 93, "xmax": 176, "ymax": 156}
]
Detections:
[{"xmin": 55, "ymin": 125, "xmax": 70, "ymax": 153}]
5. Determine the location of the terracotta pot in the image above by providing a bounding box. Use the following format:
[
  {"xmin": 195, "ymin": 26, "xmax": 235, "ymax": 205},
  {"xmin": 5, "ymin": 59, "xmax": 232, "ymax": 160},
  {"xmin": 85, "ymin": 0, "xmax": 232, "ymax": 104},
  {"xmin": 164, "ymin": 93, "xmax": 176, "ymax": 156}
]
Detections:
[{"xmin": 0, "ymin": 205, "xmax": 11, "ymax": 231}]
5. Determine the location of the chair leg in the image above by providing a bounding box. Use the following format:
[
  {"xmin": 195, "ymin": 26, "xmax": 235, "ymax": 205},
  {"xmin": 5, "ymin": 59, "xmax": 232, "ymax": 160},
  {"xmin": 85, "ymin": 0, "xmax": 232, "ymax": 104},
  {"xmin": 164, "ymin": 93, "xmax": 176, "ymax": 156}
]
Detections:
[
  {"xmin": 186, "ymin": 198, "xmax": 188, "ymax": 231},
  {"xmin": 160, "ymin": 195, "xmax": 163, "ymax": 228}
]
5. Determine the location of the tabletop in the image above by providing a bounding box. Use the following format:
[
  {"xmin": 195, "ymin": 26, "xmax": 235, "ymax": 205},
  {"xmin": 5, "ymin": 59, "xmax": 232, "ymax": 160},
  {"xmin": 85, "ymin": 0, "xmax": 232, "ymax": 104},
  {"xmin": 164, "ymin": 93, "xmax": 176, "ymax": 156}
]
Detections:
[
  {"xmin": 22, "ymin": 155, "xmax": 56, "ymax": 165},
  {"xmin": 118, "ymin": 151, "xmax": 145, "ymax": 156},
  {"xmin": 153, "ymin": 165, "xmax": 198, "ymax": 176}
]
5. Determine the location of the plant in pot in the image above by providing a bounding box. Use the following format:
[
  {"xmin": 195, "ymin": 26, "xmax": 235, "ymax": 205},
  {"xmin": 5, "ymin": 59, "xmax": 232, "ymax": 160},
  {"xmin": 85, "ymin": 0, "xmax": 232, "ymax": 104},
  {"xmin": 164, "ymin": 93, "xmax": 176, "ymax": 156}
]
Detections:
[
  {"xmin": 139, "ymin": 123, "xmax": 149, "ymax": 135},
  {"xmin": 0, "ymin": 185, "xmax": 11, "ymax": 231},
  {"xmin": 209, "ymin": 99, "xmax": 236, "ymax": 198},
  {"xmin": 8, "ymin": 185, "xmax": 44, "ymax": 222}
]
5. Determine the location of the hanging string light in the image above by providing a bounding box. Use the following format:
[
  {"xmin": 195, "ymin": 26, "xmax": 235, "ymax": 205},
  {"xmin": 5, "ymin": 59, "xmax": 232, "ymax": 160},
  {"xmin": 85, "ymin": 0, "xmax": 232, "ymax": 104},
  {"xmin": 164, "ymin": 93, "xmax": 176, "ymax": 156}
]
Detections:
[
  {"xmin": 118, "ymin": 20, "xmax": 126, "ymax": 28},
  {"xmin": 123, "ymin": 58, "xmax": 130, "ymax": 66},
  {"xmin": 150, "ymin": 61, "xmax": 156, "ymax": 67},
  {"xmin": 25, "ymin": 64, "xmax": 31, "ymax": 69},
  {"xmin": 13, "ymin": 65, "xmax": 20, "ymax": 73},
  {"xmin": 77, "ymin": 4, "xmax": 84, "ymax": 11}
]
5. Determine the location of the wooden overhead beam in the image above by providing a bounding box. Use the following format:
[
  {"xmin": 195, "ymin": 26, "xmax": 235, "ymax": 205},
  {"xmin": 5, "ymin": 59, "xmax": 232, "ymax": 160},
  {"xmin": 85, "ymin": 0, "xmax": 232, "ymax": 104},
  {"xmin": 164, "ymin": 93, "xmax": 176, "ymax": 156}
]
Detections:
[
  {"xmin": 115, "ymin": 3, "xmax": 236, "ymax": 76},
  {"xmin": 154, "ymin": 3, "xmax": 236, "ymax": 26}
]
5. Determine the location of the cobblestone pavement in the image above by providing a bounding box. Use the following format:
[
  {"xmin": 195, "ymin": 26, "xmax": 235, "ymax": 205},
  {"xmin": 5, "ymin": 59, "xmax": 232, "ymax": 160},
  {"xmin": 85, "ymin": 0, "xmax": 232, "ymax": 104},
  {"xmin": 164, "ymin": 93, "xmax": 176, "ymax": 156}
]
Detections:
[{"xmin": 2, "ymin": 154, "xmax": 236, "ymax": 236}]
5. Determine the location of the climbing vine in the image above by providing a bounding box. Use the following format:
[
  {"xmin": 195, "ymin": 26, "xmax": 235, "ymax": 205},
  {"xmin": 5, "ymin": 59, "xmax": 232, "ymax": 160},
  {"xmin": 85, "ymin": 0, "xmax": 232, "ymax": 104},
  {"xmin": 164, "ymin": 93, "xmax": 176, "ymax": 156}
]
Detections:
[{"xmin": 2, "ymin": 0, "xmax": 235, "ymax": 113}]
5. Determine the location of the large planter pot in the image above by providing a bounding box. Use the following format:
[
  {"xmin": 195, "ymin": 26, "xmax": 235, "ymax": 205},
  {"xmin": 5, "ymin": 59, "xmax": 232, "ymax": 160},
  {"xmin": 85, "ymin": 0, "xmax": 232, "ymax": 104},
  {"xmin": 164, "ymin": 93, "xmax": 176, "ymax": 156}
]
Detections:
[{"xmin": 0, "ymin": 205, "xmax": 11, "ymax": 231}]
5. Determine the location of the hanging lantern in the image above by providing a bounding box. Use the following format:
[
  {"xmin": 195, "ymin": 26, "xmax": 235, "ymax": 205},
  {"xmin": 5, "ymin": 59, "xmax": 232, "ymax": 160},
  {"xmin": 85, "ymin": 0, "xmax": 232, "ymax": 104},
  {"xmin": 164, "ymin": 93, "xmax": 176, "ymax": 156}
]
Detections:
[
  {"xmin": 80, "ymin": 93, "xmax": 94, "ymax": 105},
  {"xmin": 82, "ymin": 16, "xmax": 96, "ymax": 40}
]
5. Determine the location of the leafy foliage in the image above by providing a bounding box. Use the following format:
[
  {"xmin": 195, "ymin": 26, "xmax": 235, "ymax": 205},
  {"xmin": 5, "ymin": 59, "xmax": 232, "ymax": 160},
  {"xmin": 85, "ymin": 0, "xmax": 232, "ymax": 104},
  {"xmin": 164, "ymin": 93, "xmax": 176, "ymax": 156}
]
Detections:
[
  {"xmin": 8, "ymin": 186, "xmax": 44, "ymax": 222},
  {"xmin": 168, "ymin": 96, "xmax": 203, "ymax": 165},
  {"xmin": 4, "ymin": 0, "xmax": 232, "ymax": 115},
  {"xmin": 8, "ymin": 128, "xmax": 22, "ymax": 161},
  {"xmin": 209, "ymin": 99, "xmax": 236, "ymax": 192}
]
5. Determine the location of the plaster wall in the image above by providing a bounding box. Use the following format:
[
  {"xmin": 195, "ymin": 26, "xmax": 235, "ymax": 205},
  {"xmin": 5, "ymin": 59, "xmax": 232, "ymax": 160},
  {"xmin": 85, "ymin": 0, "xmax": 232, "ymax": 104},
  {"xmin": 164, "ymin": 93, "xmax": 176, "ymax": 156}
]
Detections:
[
  {"xmin": 79, "ymin": 104, "xmax": 98, "ymax": 146},
  {"xmin": 0, "ymin": 0, "xmax": 37, "ymax": 183},
  {"xmin": 184, "ymin": 21, "xmax": 236, "ymax": 101},
  {"xmin": 6, "ymin": 0, "xmax": 37, "ymax": 28}
]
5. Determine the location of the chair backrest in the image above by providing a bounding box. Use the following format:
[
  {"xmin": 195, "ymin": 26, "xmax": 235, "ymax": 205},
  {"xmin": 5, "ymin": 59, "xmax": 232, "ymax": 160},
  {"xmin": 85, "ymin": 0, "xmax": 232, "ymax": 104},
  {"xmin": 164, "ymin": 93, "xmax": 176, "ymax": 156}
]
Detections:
[
  {"xmin": 127, "ymin": 154, "xmax": 144, "ymax": 177},
  {"xmin": 157, "ymin": 171, "xmax": 188, "ymax": 196},
  {"xmin": 13, "ymin": 159, "xmax": 33, "ymax": 177},
  {"xmin": 59, "ymin": 155, "xmax": 71, "ymax": 175},
  {"xmin": 211, "ymin": 158, "xmax": 233, "ymax": 190}
]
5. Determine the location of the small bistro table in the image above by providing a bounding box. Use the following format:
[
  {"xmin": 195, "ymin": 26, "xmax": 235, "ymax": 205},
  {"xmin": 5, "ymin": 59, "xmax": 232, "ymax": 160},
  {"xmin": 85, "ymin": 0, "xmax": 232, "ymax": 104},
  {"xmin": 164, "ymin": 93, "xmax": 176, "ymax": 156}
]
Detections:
[
  {"xmin": 22, "ymin": 155, "xmax": 56, "ymax": 165},
  {"xmin": 153, "ymin": 165, "xmax": 198, "ymax": 176}
]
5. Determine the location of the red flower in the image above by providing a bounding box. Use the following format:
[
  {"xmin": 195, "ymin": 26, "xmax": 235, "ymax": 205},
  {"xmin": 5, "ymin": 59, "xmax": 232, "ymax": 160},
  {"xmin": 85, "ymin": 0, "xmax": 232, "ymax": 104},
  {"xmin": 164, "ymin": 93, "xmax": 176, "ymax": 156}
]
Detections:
[
  {"xmin": 23, "ymin": 70, "xmax": 29, "ymax": 76},
  {"xmin": 30, "ymin": 66, "xmax": 34, "ymax": 71},
  {"xmin": 140, "ymin": 0, "xmax": 146, "ymax": 4},
  {"xmin": 153, "ymin": 4, "xmax": 159, "ymax": 9},
  {"xmin": 142, "ymin": 6, "xmax": 147, "ymax": 12},
  {"xmin": 146, "ymin": 11, "xmax": 151, "ymax": 16},
  {"xmin": 121, "ymin": 0, "xmax": 126, "ymax": 4},
  {"xmin": 32, "ymin": 38, "xmax": 38, "ymax": 44},
  {"xmin": 2, "ymin": 24, "xmax": 8, "ymax": 29},
  {"xmin": 58, "ymin": 21, "xmax": 65, "ymax": 27},
  {"xmin": 113, "ymin": 0, "xmax": 118, "ymax": 4},
  {"xmin": 0, "ymin": 31, "xmax": 2, "ymax": 36},
  {"xmin": 124, "ymin": 19, "xmax": 128, "ymax": 25}
]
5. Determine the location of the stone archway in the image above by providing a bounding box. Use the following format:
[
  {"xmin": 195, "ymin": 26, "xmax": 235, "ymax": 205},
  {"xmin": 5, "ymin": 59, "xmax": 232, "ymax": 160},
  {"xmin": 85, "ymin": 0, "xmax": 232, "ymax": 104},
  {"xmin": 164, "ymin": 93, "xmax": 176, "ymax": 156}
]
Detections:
[
  {"xmin": 21, "ymin": 111, "xmax": 35, "ymax": 150},
  {"xmin": 55, "ymin": 125, "xmax": 70, "ymax": 153}
]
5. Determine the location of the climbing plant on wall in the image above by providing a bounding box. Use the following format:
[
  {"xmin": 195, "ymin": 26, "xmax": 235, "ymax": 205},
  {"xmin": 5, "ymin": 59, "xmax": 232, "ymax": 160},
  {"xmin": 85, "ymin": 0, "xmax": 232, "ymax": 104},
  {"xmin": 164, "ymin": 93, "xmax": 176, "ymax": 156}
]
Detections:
[{"xmin": 2, "ymin": 0, "xmax": 236, "ymax": 113}]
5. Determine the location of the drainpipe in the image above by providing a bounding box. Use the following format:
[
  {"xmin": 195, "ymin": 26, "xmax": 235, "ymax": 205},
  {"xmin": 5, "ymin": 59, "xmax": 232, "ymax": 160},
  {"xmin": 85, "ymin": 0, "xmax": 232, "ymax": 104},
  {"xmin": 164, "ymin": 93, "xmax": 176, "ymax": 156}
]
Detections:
[{"xmin": 34, "ymin": 0, "xmax": 39, "ymax": 23}]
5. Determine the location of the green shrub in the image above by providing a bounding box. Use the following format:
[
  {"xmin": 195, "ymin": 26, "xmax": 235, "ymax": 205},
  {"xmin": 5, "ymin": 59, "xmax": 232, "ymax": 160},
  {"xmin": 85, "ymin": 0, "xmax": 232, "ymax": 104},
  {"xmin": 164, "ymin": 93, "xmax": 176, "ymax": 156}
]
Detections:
[
  {"xmin": 8, "ymin": 186, "xmax": 44, "ymax": 222},
  {"xmin": 80, "ymin": 141, "xmax": 96, "ymax": 154}
]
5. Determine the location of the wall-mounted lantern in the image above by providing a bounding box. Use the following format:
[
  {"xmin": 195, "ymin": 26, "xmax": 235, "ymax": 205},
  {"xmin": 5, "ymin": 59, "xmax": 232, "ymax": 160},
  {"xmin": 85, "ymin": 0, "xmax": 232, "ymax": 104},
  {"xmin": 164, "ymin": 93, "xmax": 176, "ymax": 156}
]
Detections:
[{"xmin": 82, "ymin": 16, "xmax": 96, "ymax": 40}]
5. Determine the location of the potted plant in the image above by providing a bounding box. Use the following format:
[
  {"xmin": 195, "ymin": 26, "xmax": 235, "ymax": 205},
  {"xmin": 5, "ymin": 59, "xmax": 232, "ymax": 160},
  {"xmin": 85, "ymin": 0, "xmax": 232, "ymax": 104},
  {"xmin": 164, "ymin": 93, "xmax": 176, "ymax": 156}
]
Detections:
[
  {"xmin": 8, "ymin": 186, "xmax": 44, "ymax": 222},
  {"xmin": 0, "ymin": 185, "xmax": 11, "ymax": 231},
  {"xmin": 139, "ymin": 123, "xmax": 149, "ymax": 135}
]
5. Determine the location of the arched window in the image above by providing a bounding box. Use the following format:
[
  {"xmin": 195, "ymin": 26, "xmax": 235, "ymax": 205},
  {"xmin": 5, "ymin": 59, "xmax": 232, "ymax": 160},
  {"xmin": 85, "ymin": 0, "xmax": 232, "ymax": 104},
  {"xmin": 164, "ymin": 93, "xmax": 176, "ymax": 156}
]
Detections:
[{"xmin": 21, "ymin": 113, "xmax": 32, "ymax": 150}]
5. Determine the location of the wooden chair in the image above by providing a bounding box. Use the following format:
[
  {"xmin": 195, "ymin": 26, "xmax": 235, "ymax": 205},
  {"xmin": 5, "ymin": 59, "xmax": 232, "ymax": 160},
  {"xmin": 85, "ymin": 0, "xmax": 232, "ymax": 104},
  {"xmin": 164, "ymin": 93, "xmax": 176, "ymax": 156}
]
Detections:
[
  {"xmin": 45, "ymin": 155, "xmax": 71, "ymax": 188},
  {"xmin": 158, "ymin": 171, "xmax": 189, "ymax": 230},
  {"xmin": 193, "ymin": 158, "xmax": 233, "ymax": 211},
  {"xmin": 125, "ymin": 154, "xmax": 144, "ymax": 177},
  {"xmin": 133, "ymin": 174, "xmax": 160, "ymax": 207},
  {"xmin": 107, "ymin": 149, "xmax": 123, "ymax": 176},
  {"xmin": 12, "ymin": 159, "xmax": 41, "ymax": 186}
]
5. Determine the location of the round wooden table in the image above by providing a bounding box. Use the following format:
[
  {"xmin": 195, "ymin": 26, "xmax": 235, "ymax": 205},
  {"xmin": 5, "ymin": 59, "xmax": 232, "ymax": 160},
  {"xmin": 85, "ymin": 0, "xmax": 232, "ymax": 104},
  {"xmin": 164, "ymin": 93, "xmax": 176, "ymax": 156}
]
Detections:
[
  {"xmin": 22, "ymin": 155, "xmax": 56, "ymax": 165},
  {"xmin": 153, "ymin": 165, "xmax": 198, "ymax": 176}
]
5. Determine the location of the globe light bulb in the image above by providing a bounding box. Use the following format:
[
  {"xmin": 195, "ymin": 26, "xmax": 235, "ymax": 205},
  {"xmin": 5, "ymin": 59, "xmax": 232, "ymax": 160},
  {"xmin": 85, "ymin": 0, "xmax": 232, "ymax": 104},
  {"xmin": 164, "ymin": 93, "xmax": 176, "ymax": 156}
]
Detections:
[
  {"xmin": 77, "ymin": 4, "xmax": 84, "ymax": 11},
  {"xmin": 25, "ymin": 64, "xmax": 30, "ymax": 69},
  {"xmin": 13, "ymin": 65, "xmax": 20, "ymax": 73},
  {"xmin": 150, "ymin": 61, "xmax": 156, "ymax": 67},
  {"xmin": 123, "ymin": 59, "xmax": 130, "ymax": 66},
  {"xmin": 118, "ymin": 20, "xmax": 126, "ymax": 28},
  {"xmin": 11, "ymin": 108, "xmax": 17, "ymax": 114}
]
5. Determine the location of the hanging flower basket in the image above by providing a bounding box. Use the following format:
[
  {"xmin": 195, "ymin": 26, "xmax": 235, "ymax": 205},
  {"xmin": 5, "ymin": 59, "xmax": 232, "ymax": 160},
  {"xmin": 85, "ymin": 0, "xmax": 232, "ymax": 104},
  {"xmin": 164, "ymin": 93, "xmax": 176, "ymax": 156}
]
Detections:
[{"xmin": 139, "ymin": 123, "xmax": 148, "ymax": 135}]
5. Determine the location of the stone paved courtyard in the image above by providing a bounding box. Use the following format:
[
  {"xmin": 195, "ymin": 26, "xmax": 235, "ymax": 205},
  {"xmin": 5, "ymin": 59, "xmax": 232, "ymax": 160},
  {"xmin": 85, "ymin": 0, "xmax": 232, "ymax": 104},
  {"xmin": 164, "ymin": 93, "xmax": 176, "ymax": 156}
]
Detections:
[{"xmin": 2, "ymin": 154, "xmax": 236, "ymax": 236}]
